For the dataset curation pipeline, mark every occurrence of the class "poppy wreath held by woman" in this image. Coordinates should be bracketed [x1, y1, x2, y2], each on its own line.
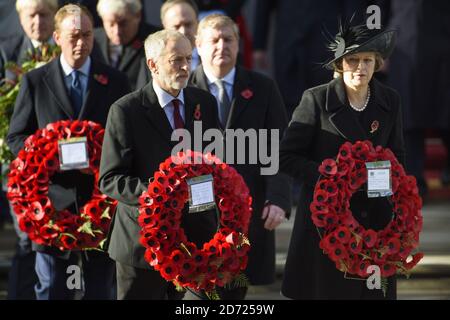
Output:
[7, 120, 116, 250]
[138, 150, 252, 295]
[312, 140, 423, 279]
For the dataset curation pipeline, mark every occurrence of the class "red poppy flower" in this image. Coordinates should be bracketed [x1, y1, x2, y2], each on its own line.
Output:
[180, 261, 195, 276]
[18, 216, 35, 233]
[335, 226, 351, 244]
[60, 234, 77, 249]
[311, 212, 328, 228]
[194, 104, 201, 120]
[39, 225, 59, 239]
[144, 250, 160, 267]
[138, 212, 157, 229]
[319, 159, 338, 176]
[170, 250, 185, 265]
[329, 243, 347, 262]
[160, 261, 178, 280]
[28, 201, 46, 221]
[241, 88, 253, 99]
[348, 236, 362, 254]
[356, 260, 372, 277]
[337, 142, 352, 162]
[336, 161, 350, 177]
[320, 234, 339, 252]
[352, 141, 370, 160]
[363, 230, 378, 248]
[192, 251, 208, 266]
[387, 237, 401, 254]
[219, 242, 234, 260]
[324, 181, 339, 196]
[93, 74, 109, 85]
[141, 234, 160, 250]
[314, 189, 329, 204]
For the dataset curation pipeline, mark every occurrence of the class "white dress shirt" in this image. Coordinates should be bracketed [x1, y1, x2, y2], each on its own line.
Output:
[60, 55, 91, 98]
[152, 80, 186, 130]
[203, 67, 236, 112]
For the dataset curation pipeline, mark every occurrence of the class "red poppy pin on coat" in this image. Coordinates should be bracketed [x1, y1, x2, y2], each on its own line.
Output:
[370, 120, 379, 134]
[94, 74, 108, 85]
[241, 88, 253, 100]
[194, 104, 201, 120]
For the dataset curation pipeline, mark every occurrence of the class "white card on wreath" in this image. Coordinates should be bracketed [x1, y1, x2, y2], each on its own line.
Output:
[191, 181, 214, 206]
[187, 174, 216, 213]
[366, 161, 393, 198]
[58, 137, 89, 171]
[368, 168, 390, 190]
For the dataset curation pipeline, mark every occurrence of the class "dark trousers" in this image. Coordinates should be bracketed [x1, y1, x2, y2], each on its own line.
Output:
[35, 251, 115, 300]
[405, 129, 427, 195]
[7, 202, 37, 300]
[116, 262, 185, 300]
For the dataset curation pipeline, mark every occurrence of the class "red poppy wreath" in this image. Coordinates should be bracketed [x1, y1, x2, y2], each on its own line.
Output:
[138, 151, 252, 293]
[7, 120, 116, 250]
[312, 140, 423, 278]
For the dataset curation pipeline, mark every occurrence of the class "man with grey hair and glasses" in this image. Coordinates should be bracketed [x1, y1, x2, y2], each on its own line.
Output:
[99, 29, 219, 299]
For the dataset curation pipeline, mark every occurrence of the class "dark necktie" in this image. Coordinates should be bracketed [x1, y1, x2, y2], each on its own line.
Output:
[215, 80, 231, 128]
[172, 99, 184, 129]
[70, 70, 83, 117]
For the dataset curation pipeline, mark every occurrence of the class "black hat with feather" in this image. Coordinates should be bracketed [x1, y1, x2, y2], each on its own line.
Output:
[324, 18, 396, 70]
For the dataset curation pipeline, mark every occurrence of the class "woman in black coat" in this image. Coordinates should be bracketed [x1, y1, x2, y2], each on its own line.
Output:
[279, 24, 406, 299]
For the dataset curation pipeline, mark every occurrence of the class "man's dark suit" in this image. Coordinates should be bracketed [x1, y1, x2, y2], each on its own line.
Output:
[0, 33, 52, 300]
[7, 56, 131, 299]
[92, 23, 159, 90]
[190, 65, 292, 288]
[98, 82, 220, 299]
[0, 34, 35, 79]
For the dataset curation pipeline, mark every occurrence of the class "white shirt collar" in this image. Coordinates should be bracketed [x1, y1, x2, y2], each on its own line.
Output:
[30, 37, 55, 49]
[152, 79, 185, 108]
[60, 55, 91, 77]
[204, 67, 236, 87]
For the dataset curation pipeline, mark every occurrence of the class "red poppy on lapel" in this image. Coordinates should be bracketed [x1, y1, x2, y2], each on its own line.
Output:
[370, 120, 379, 134]
[93, 74, 108, 85]
[132, 39, 143, 50]
[194, 104, 201, 120]
[240, 88, 253, 100]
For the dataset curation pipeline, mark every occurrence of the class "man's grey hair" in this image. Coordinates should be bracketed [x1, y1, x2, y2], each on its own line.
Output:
[16, 0, 59, 13]
[144, 29, 190, 63]
[97, 0, 141, 17]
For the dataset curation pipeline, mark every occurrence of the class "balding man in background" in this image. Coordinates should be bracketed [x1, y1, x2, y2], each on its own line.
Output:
[136, 0, 199, 89]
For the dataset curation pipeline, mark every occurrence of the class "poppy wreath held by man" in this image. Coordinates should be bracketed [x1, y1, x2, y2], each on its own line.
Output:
[7, 120, 116, 250]
[311, 140, 424, 279]
[138, 150, 252, 296]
